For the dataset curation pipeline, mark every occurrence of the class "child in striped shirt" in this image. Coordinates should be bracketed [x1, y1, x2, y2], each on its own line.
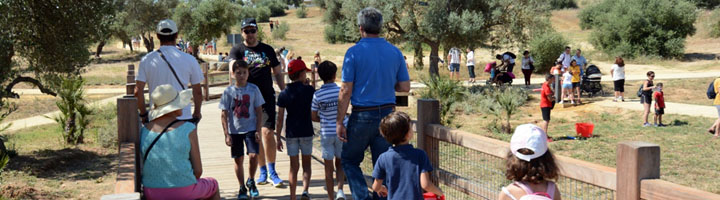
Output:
[311, 61, 347, 200]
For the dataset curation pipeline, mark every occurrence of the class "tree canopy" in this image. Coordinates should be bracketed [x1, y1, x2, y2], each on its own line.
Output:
[322, 0, 551, 76]
[173, 0, 239, 56]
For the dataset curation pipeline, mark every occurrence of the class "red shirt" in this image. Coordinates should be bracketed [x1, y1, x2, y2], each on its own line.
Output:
[540, 82, 554, 108]
[654, 91, 665, 108]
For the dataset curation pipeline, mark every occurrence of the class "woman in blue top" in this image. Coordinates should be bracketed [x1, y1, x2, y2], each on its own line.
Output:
[141, 84, 220, 200]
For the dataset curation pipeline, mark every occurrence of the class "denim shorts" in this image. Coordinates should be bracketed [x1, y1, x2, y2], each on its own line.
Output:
[286, 136, 313, 156]
[321, 135, 342, 160]
[230, 131, 260, 158]
[562, 83, 573, 89]
[450, 63, 460, 72]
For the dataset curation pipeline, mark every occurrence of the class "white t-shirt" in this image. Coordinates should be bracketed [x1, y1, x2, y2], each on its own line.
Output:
[503, 54, 515, 64]
[521, 56, 535, 70]
[136, 46, 204, 120]
[562, 72, 573, 83]
[449, 48, 461, 64]
[557, 52, 572, 67]
[611, 64, 625, 81]
[466, 51, 475, 66]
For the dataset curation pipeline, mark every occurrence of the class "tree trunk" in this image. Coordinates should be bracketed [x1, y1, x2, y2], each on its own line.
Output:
[429, 43, 440, 76]
[413, 42, 424, 70]
[95, 40, 106, 58]
[141, 34, 154, 52]
[2, 76, 56, 98]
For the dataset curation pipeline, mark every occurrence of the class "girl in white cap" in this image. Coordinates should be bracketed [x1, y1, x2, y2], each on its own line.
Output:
[499, 124, 562, 200]
[141, 84, 220, 200]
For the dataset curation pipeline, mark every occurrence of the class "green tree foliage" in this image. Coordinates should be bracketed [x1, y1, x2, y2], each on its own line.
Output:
[549, 0, 577, 9]
[258, 0, 288, 17]
[0, 101, 16, 173]
[296, 5, 308, 18]
[323, 0, 551, 76]
[239, 6, 272, 23]
[124, 0, 177, 52]
[419, 76, 466, 127]
[286, 0, 302, 7]
[528, 31, 569, 73]
[273, 22, 291, 40]
[688, 0, 720, 9]
[173, 0, 239, 57]
[50, 77, 93, 145]
[579, 0, 697, 58]
[0, 0, 114, 100]
[313, 0, 326, 9]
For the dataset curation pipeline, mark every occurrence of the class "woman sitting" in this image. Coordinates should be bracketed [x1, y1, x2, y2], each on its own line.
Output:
[141, 84, 220, 200]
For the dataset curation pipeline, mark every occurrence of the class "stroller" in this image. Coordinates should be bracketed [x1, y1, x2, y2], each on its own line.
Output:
[580, 64, 603, 97]
[484, 62, 513, 86]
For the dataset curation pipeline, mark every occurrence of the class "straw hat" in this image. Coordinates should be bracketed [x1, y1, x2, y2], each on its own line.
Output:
[149, 84, 192, 120]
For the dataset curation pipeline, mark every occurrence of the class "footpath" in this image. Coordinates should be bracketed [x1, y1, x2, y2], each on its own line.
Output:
[593, 99, 717, 118]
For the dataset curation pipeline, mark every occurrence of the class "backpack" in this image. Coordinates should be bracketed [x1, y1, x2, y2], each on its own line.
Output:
[708, 80, 717, 99]
[637, 84, 644, 97]
[503, 51, 517, 59]
[502, 181, 555, 200]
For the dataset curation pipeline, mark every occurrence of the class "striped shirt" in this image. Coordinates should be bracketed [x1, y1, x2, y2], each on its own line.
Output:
[312, 83, 341, 136]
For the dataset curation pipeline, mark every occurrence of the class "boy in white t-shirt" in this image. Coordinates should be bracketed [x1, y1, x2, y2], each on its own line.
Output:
[561, 71, 574, 104]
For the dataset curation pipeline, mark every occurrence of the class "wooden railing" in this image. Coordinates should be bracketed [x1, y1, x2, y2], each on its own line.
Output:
[415, 99, 720, 200]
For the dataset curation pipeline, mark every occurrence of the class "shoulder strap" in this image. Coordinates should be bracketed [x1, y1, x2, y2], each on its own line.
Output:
[157, 49, 186, 90]
[514, 182, 535, 195]
[143, 120, 183, 162]
[546, 182, 556, 198]
[502, 187, 519, 200]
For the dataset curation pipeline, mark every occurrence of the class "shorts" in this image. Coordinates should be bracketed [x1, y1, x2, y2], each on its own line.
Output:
[614, 79, 625, 92]
[261, 94, 277, 129]
[321, 135, 342, 160]
[450, 63, 460, 72]
[541, 107, 553, 121]
[562, 83, 573, 89]
[143, 177, 218, 200]
[230, 131, 260, 158]
[641, 94, 652, 104]
[716, 105, 720, 117]
[286, 136, 313, 156]
[655, 108, 664, 115]
[572, 82, 580, 88]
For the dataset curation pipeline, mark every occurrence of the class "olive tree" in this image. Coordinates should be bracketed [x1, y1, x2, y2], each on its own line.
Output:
[173, 0, 240, 58]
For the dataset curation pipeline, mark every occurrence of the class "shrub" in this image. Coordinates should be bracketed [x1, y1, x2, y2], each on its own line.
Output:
[710, 9, 720, 38]
[272, 22, 290, 40]
[528, 31, 568, 73]
[296, 5, 307, 18]
[0, 101, 16, 173]
[550, 0, 577, 9]
[324, 23, 344, 44]
[92, 104, 118, 148]
[469, 85, 529, 133]
[50, 76, 93, 145]
[689, 0, 720, 9]
[419, 75, 466, 127]
[313, 0, 326, 8]
[579, 0, 697, 58]
[257, 0, 288, 17]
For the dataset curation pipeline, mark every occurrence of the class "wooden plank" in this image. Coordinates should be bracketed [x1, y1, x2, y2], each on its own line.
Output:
[208, 71, 228, 77]
[209, 82, 230, 88]
[641, 179, 720, 200]
[426, 124, 617, 190]
[114, 143, 137, 194]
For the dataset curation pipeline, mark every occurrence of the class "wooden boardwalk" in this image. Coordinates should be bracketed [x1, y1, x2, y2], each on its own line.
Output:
[196, 100, 348, 200]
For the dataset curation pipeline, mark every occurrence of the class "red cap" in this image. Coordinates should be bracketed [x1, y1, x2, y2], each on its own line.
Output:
[287, 59, 310, 75]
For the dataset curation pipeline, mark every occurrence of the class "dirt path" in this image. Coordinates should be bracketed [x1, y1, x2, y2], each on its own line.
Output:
[1, 94, 125, 132]
[593, 99, 717, 118]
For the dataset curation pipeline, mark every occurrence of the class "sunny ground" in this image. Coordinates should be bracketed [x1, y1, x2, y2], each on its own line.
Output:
[2, 5, 720, 199]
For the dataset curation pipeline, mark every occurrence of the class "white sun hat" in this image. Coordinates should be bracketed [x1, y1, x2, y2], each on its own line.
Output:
[149, 84, 192, 120]
[510, 124, 549, 162]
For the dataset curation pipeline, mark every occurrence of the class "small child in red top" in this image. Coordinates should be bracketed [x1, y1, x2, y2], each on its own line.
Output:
[653, 83, 666, 127]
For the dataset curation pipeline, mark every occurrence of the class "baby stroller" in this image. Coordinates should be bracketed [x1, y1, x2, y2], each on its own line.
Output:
[580, 64, 603, 97]
[484, 62, 513, 86]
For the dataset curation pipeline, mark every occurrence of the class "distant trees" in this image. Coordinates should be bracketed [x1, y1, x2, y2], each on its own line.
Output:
[579, 0, 697, 58]
[528, 31, 569, 73]
[173, 0, 240, 57]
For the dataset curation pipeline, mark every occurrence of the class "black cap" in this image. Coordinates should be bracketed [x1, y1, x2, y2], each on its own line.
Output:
[242, 18, 257, 29]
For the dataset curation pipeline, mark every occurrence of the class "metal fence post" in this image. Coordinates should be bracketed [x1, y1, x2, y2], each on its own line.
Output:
[417, 99, 441, 184]
[617, 141, 660, 200]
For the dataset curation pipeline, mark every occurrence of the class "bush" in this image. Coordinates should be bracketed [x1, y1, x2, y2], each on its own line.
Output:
[313, 0, 326, 8]
[257, 0, 287, 17]
[550, 0, 577, 9]
[272, 22, 290, 40]
[710, 9, 720, 38]
[296, 5, 307, 18]
[528, 31, 568, 73]
[92, 104, 118, 148]
[469, 85, 529, 133]
[50, 76, 93, 145]
[419, 76, 466, 127]
[0, 101, 16, 174]
[689, 0, 720, 9]
[579, 0, 697, 58]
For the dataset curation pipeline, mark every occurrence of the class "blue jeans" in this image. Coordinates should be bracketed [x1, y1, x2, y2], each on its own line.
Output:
[342, 107, 393, 200]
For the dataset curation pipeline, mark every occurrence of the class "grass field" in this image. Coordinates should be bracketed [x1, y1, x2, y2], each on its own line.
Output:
[3, 94, 120, 122]
[1, 104, 118, 199]
[603, 77, 717, 106]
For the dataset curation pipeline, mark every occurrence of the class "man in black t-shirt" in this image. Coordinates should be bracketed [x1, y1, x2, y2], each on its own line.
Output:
[229, 18, 287, 189]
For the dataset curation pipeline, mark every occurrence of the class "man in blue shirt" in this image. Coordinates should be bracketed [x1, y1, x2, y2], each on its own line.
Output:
[336, 7, 411, 200]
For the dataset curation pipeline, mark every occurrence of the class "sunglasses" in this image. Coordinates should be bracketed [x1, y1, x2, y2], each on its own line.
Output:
[243, 29, 257, 34]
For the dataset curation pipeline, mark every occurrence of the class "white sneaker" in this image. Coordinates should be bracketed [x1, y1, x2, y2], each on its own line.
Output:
[335, 189, 346, 200]
[559, 100, 564, 104]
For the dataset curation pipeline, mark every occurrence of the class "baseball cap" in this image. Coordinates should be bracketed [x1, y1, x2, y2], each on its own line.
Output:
[241, 18, 258, 29]
[510, 124, 548, 162]
[287, 59, 310, 75]
[156, 19, 178, 35]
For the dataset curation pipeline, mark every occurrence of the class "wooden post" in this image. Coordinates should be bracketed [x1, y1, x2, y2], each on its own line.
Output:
[417, 99, 441, 184]
[126, 65, 135, 95]
[617, 141, 660, 200]
[311, 66, 317, 89]
[202, 63, 209, 101]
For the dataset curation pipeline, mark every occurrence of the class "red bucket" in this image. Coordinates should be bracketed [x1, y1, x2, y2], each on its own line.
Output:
[423, 193, 445, 200]
[575, 123, 594, 138]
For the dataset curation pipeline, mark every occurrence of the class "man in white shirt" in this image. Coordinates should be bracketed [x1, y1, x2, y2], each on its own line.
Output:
[446, 47, 462, 80]
[135, 19, 204, 124]
[557, 46, 572, 71]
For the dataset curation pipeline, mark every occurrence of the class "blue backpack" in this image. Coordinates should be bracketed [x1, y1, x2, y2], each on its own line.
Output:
[708, 81, 717, 99]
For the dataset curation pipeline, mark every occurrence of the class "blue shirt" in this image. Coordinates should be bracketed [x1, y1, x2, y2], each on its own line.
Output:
[572, 55, 587, 74]
[342, 38, 410, 107]
[141, 122, 197, 188]
[372, 144, 434, 200]
[218, 83, 265, 134]
[311, 83, 344, 136]
[277, 82, 316, 138]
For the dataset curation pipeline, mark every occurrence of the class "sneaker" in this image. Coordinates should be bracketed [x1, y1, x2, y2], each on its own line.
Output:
[643, 123, 651, 127]
[653, 123, 658, 127]
[612, 98, 618, 102]
[237, 187, 249, 200]
[257, 167, 268, 185]
[246, 178, 259, 197]
[270, 172, 283, 188]
[559, 100, 564, 104]
[335, 189, 346, 200]
[658, 123, 667, 127]
[301, 191, 311, 200]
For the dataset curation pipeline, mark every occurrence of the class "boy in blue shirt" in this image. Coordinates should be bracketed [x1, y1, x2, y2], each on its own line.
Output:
[276, 59, 316, 200]
[372, 111, 444, 200]
[219, 60, 265, 199]
[311, 61, 347, 200]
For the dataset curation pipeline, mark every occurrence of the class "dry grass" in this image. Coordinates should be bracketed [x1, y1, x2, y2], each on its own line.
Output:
[3, 94, 118, 122]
